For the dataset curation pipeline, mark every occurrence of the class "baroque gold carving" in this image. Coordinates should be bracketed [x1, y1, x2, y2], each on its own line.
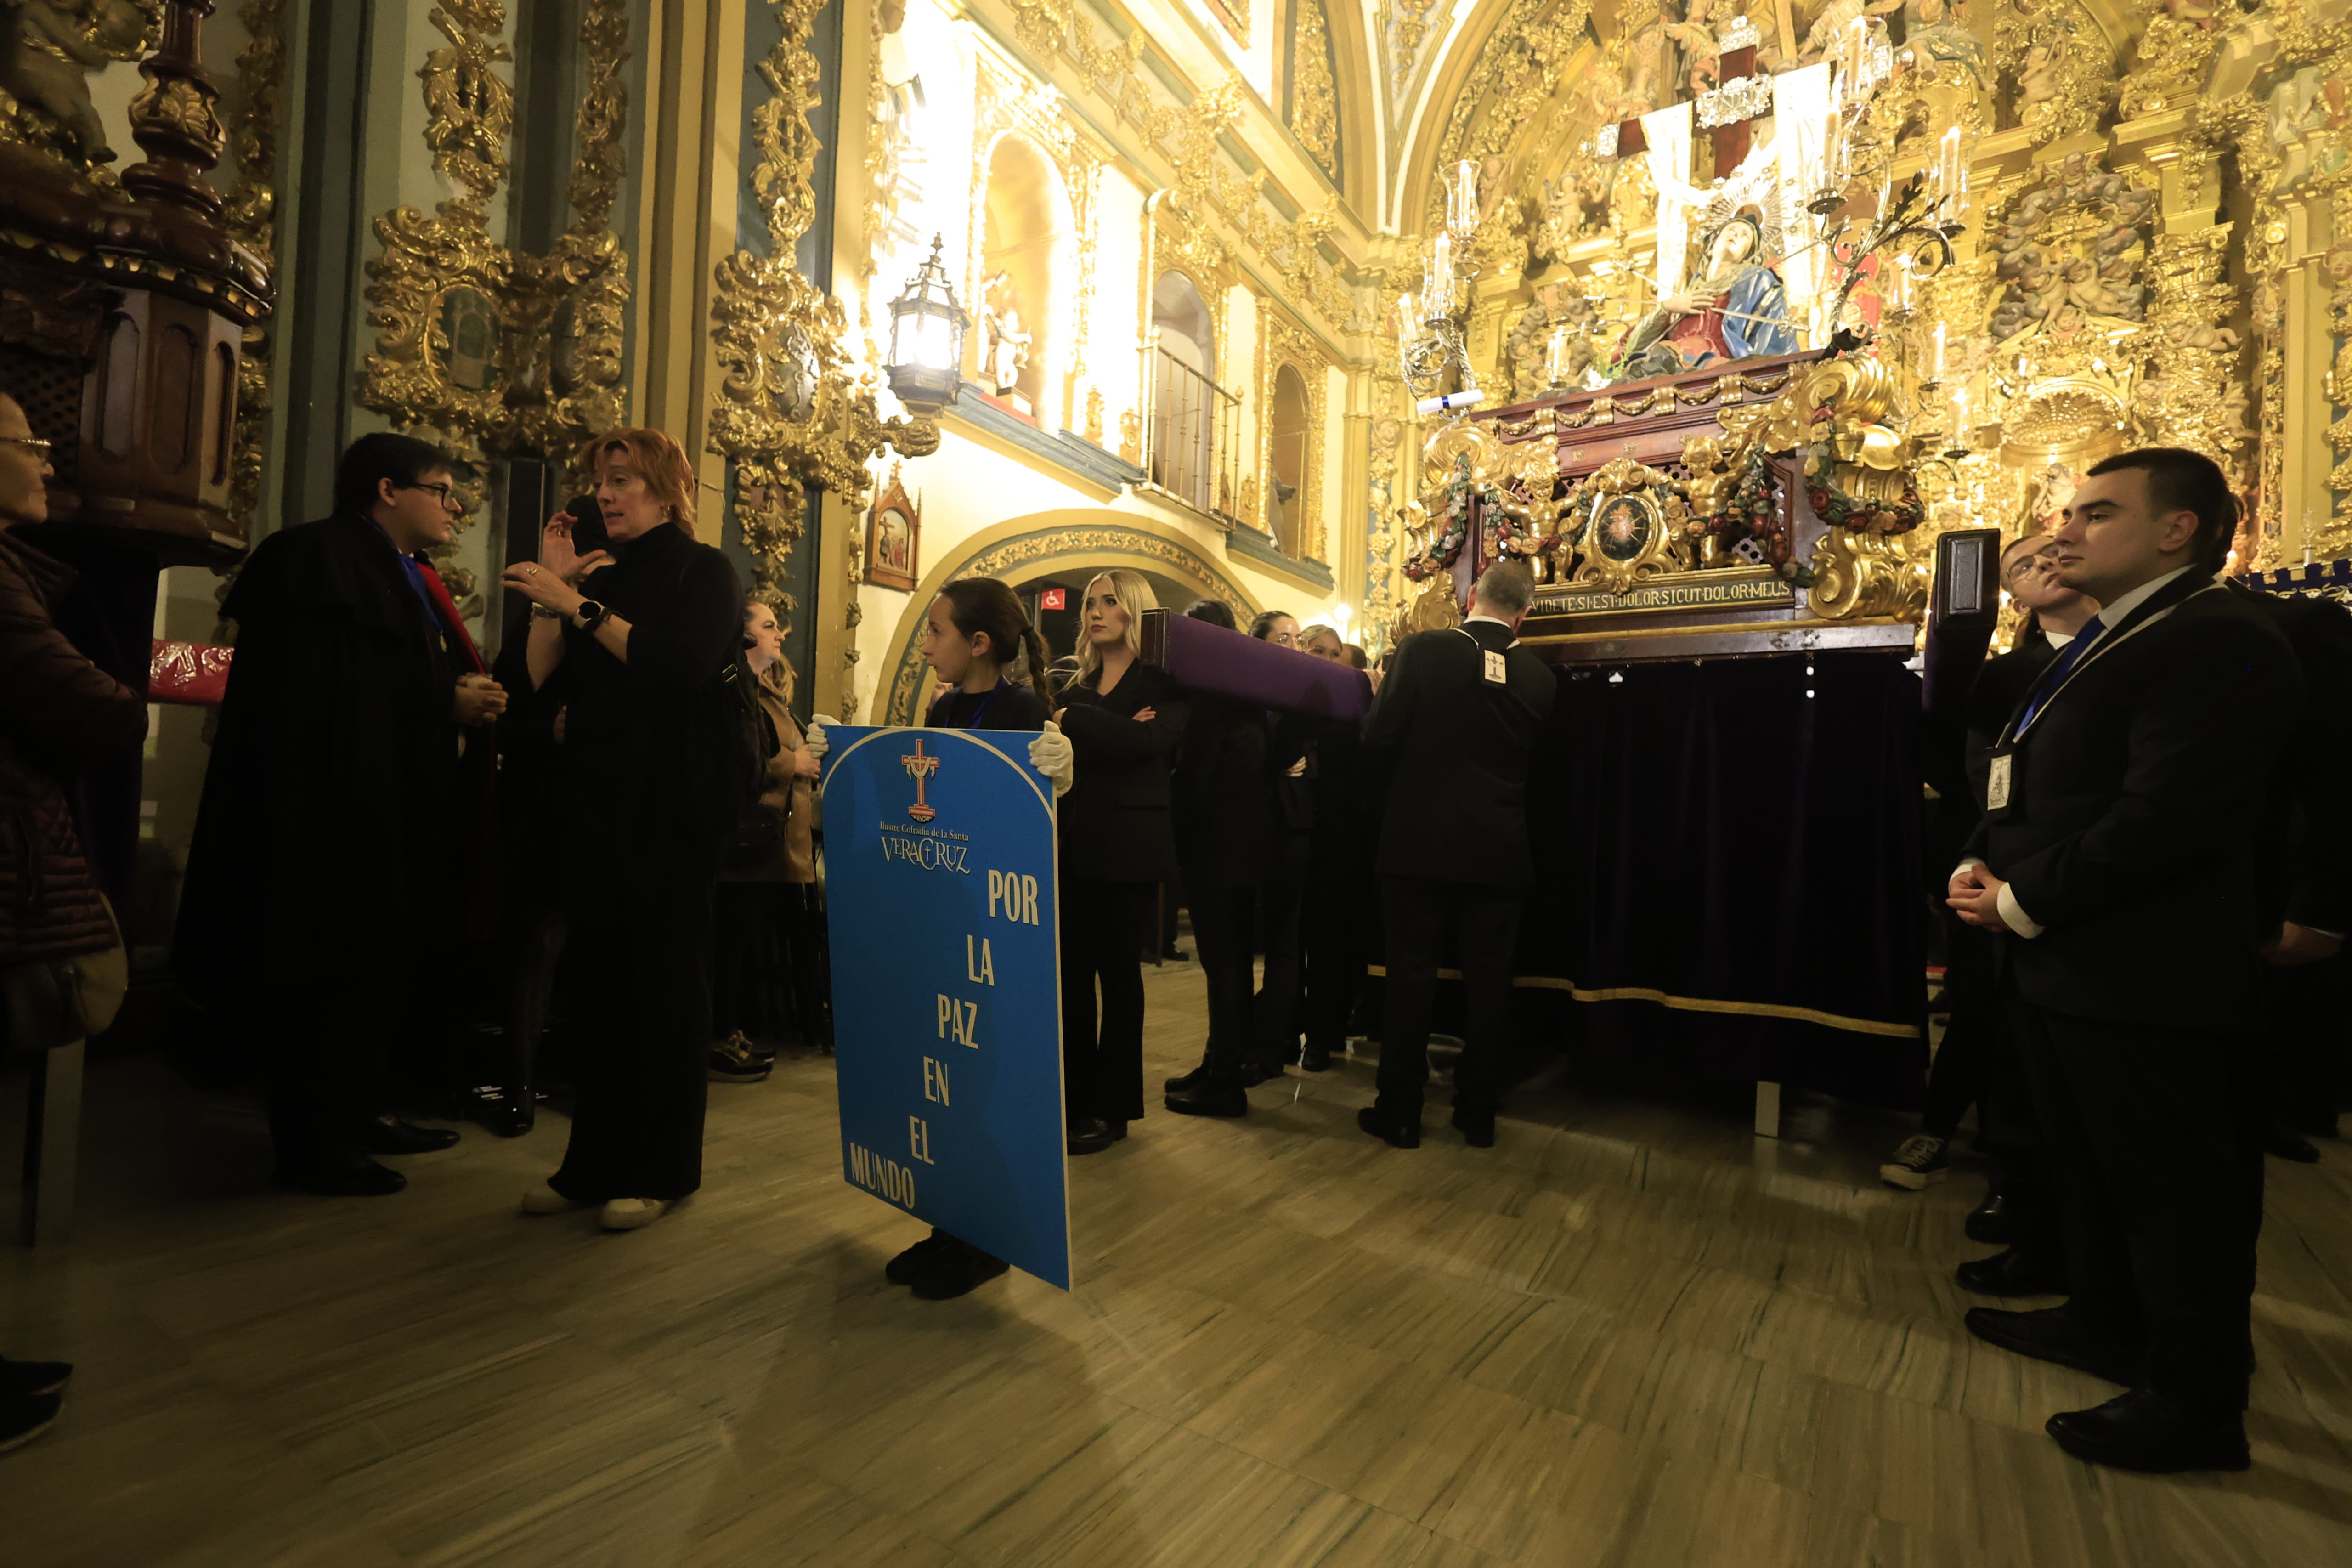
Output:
[1990, 0, 2111, 147]
[1291, 0, 1337, 179]
[361, 0, 632, 481]
[714, 0, 939, 721]
[0, 0, 159, 174]
[1004, 0, 1360, 328]
[969, 59, 1103, 382]
[221, 0, 285, 533]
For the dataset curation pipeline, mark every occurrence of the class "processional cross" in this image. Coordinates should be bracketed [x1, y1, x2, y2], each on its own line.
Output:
[901, 738, 941, 822]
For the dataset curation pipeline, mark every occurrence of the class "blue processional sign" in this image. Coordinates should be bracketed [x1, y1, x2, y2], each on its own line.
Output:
[818, 726, 1070, 1290]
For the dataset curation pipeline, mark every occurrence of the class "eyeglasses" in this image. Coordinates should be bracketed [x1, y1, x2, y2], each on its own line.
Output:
[401, 481, 459, 509]
[0, 434, 52, 454]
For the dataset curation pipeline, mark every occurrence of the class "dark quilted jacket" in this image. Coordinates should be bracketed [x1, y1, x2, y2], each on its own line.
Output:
[0, 530, 146, 961]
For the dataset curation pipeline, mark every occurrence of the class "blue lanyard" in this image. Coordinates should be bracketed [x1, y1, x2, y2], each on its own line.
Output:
[959, 679, 1006, 730]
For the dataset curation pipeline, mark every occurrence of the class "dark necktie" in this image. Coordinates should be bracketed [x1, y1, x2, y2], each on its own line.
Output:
[2015, 614, 2106, 732]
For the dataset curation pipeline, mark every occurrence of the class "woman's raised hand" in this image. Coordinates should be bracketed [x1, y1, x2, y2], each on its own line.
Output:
[541, 512, 611, 585]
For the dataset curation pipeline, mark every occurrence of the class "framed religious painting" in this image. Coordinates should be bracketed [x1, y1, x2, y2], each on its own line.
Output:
[865, 465, 921, 591]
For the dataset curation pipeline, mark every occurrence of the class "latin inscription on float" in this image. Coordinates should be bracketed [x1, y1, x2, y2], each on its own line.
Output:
[1537, 572, 1797, 616]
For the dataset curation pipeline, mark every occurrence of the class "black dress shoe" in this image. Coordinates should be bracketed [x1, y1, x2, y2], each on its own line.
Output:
[1165, 1075, 1248, 1118]
[362, 1118, 461, 1156]
[485, 1094, 536, 1138]
[272, 1157, 407, 1197]
[1067, 1117, 1117, 1155]
[1163, 1058, 1211, 1093]
[1109, 1119, 1129, 1141]
[2046, 1388, 2249, 1472]
[886, 1230, 955, 1285]
[0, 1356, 72, 1399]
[1237, 1062, 1269, 1088]
[1451, 1108, 1496, 1147]
[909, 1238, 1010, 1300]
[0, 1392, 62, 1454]
[1965, 1190, 2012, 1246]
[1300, 1045, 1332, 1072]
[1956, 1247, 2068, 1297]
[2263, 1122, 2321, 1163]
[1964, 1305, 2142, 1385]
[1357, 1105, 1420, 1149]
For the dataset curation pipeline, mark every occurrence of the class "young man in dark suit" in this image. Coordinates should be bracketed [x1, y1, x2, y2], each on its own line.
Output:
[1949, 447, 2299, 1472]
[1357, 561, 1556, 1149]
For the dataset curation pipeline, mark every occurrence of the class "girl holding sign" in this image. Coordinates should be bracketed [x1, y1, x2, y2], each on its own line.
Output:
[869, 578, 1070, 1299]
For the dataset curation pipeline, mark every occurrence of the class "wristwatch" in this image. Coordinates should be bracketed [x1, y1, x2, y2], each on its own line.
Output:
[575, 599, 610, 632]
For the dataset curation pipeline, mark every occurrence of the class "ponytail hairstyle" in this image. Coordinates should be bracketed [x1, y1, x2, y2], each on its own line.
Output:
[935, 577, 1052, 710]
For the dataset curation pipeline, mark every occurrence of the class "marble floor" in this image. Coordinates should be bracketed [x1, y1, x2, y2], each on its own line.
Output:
[5, 965, 2352, 1568]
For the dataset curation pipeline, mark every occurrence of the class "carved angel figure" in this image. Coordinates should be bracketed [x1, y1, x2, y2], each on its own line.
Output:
[2058, 257, 2140, 320]
[979, 271, 1033, 397]
[2018, 44, 2063, 110]
[1803, 0, 1901, 64]
[2163, 319, 2240, 353]
[1663, 0, 1723, 98]
[0, 0, 147, 163]
[1900, 0, 1990, 89]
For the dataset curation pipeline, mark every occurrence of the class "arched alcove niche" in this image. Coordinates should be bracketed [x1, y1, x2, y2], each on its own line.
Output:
[1269, 363, 1312, 557]
[975, 134, 1073, 430]
[1149, 271, 1222, 512]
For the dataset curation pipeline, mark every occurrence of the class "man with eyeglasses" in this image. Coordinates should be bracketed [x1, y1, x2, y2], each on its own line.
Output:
[177, 433, 507, 1196]
[1892, 534, 2098, 1288]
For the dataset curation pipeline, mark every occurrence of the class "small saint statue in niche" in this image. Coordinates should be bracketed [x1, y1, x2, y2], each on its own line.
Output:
[1609, 211, 1799, 381]
[980, 270, 1034, 403]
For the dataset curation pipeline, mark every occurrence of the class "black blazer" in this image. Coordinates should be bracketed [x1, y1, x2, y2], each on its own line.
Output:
[1055, 661, 1187, 883]
[2230, 581, 2352, 934]
[1363, 619, 1557, 885]
[1173, 696, 1315, 889]
[1963, 573, 2299, 1031]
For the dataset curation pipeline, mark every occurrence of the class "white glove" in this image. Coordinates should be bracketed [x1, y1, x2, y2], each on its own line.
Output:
[1027, 720, 1074, 799]
[806, 714, 838, 759]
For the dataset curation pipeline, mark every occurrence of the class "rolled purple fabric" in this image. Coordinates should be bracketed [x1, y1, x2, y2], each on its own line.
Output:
[1139, 608, 1373, 720]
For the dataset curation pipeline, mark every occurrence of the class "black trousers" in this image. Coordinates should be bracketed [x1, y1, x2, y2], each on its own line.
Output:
[1188, 881, 1259, 1074]
[267, 971, 399, 1170]
[551, 863, 715, 1203]
[2010, 988, 2263, 1414]
[1300, 855, 1372, 1055]
[2261, 951, 2348, 1133]
[1251, 833, 1311, 1067]
[1376, 876, 1521, 1121]
[1059, 877, 1153, 1123]
[1922, 914, 1992, 1141]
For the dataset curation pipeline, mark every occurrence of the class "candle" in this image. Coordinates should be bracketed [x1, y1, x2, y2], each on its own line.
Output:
[1546, 325, 1569, 385]
[1432, 231, 1453, 311]
[1396, 291, 1420, 345]
[1452, 160, 1479, 234]
[1933, 321, 1947, 380]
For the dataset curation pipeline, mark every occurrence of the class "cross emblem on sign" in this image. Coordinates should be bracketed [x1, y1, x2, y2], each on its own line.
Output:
[900, 737, 941, 822]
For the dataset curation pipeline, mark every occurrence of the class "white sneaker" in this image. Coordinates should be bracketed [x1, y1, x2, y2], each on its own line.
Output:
[1878, 1134, 1951, 1191]
[520, 1182, 587, 1215]
[599, 1198, 670, 1231]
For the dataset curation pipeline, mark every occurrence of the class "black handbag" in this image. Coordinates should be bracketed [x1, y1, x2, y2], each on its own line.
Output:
[722, 800, 789, 875]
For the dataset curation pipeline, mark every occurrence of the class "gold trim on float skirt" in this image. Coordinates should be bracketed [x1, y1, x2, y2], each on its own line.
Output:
[1363, 967, 1923, 1040]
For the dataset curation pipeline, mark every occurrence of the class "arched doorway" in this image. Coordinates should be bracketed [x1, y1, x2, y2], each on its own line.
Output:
[1269, 363, 1312, 556]
[872, 509, 1261, 723]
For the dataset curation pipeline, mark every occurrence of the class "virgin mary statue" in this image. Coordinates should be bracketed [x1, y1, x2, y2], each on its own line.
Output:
[1611, 212, 1799, 380]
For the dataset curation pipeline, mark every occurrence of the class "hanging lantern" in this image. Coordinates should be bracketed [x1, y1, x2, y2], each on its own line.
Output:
[884, 233, 967, 416]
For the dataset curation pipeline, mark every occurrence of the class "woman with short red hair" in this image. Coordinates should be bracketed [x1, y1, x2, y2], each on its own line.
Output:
[501, 427, 743, 1232]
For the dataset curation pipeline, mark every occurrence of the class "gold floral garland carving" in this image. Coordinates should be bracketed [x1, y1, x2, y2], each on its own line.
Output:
[712, 0, 939, 721]
[221, 0, 286, 534]
[1290, 0, 1337, 181]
